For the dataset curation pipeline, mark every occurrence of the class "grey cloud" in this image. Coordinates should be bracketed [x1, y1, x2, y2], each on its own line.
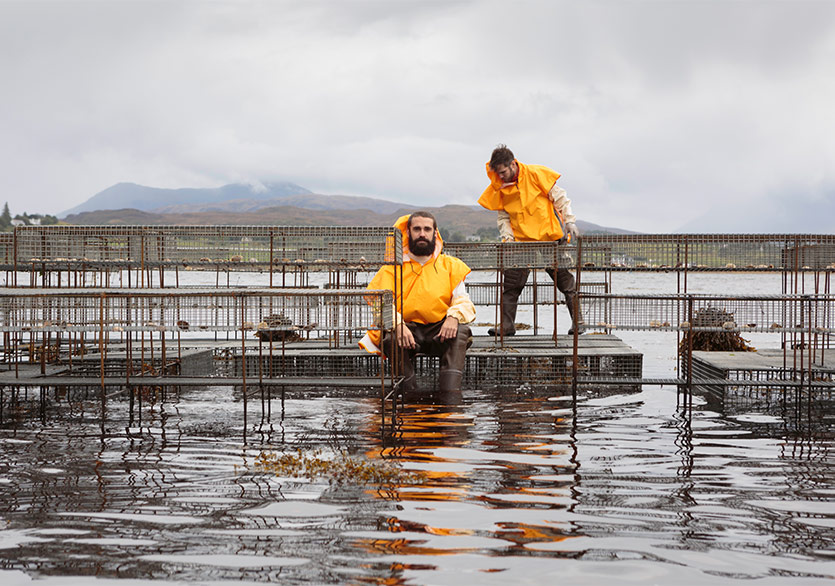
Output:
[1, 0, 834, 233]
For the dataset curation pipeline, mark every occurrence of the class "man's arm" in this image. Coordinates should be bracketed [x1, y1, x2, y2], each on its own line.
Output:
[497, 210, 515, 242]
[446, 280, 475, 324]
[548, 184, 579, 240]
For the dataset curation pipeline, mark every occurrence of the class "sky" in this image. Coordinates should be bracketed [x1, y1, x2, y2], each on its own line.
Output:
[1, 0, 834, 233]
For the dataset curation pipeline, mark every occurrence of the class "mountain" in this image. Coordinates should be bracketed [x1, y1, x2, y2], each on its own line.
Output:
[151, 193, 408, 215]
[61, 181, 315, 216]
[61, 204, 629, 238]
[61, 181, 634, 237]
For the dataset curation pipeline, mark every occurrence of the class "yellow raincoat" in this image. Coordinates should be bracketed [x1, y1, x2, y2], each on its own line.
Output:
[477, 160, 566, 242]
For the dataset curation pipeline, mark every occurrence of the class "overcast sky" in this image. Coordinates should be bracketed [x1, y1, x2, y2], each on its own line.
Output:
[2, 0, 834, 232]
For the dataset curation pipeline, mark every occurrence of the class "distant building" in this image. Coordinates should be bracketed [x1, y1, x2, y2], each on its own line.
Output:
[10, 219, 24, 227]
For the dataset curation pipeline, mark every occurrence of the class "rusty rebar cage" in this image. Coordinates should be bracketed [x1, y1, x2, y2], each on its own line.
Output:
[6, 230, 834, 275]
[0, 287, 392, 334]
[446, 234, 835, 271]
[9, 225, 402, 269]
[1, 229, 833, 402]
[467, 279, 609, 306]
[581, 293, 834, 334]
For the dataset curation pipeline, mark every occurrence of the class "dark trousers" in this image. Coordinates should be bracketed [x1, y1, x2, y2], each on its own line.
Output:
[498, 267, 582, 335]
[383, 320, 472, 391]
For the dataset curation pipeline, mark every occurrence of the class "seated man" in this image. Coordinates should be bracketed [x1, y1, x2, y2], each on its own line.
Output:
[359, 211, 475, 392]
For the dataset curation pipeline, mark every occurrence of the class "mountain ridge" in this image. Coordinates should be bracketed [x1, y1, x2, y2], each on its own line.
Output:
[62, 204, 631, 237]
[60, 181, 635, 236]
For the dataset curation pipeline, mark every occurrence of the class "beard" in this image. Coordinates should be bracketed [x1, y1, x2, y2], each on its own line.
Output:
[409, 234, 435, 256]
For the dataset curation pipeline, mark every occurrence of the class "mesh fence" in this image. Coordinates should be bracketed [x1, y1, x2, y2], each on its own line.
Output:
[0, 287, 392, 334]
[6, 230, 835, 275]
[449, 234, 835, 271]
[10, 225, 402, 269]
[582, 293, 834, 333]
[467, 279, 609, 305]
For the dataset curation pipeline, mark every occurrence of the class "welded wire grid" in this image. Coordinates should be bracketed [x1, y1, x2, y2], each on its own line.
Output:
[444, 241, 577, 270]
[405, 349, 643, 387]
[8, 230, 835, 273]
[579, 234, 835, 271]
[690, 353, 835, 411]
[0, 233, 12, 264]
[467, 279, 608, 305]
[582, 293, 835, 333]
[0, 288, 393, 334]
[11, 225, 401, 268]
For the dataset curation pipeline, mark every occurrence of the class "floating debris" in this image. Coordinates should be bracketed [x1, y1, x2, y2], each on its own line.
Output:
[254, 449, 424, 485]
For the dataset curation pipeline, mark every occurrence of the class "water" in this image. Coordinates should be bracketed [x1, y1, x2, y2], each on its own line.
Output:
[1, 273, 834, 585]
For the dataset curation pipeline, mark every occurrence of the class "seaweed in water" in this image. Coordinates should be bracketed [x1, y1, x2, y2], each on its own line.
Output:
[254, 448, 425, 486]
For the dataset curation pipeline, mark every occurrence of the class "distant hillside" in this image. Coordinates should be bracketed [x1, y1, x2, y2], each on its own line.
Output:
[61, 181, 315, 216]
[62, 205, 631, 238]
[61, 180, 634, 236]
[152, 192, 408, 215]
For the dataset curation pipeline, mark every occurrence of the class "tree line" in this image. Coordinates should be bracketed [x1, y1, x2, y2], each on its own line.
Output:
[1, 202, 59, 231]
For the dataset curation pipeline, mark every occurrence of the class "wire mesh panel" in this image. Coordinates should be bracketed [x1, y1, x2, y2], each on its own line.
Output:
[582, 293, 835, 333]
[0, 233, 13, 264]
[11, 226, 402, 270]
[580, 234, 835, 271]
[444, 242, 577, 270]
[0, 288, 393, 334]
[467, 280, 608, 305]
[9, 231, 835, 274]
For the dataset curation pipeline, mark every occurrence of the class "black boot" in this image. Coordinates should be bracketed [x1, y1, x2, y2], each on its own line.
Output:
[439, 325, 471, 391]
[565, 292, 585, 335]
[488, 268, 529, 336]
[438, 369, 463, 392]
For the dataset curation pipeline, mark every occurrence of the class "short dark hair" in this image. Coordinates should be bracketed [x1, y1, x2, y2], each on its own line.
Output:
[489, 144, 515, 170]
[408, 211, 436, 230]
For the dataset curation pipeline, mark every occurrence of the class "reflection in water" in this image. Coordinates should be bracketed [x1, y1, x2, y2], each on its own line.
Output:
[1, 381, 834, 584]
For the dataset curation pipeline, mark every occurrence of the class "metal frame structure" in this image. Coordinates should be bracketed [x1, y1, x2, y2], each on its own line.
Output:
[1, 228, 833, 421]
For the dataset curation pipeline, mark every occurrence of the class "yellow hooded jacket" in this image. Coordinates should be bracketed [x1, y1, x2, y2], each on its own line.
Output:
[359, 215, 474, 355]
[477, 160, 566, 242]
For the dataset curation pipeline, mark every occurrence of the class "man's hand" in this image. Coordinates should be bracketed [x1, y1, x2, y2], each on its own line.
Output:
[395, 322, 416, 349]
[565, 222, 579, 241]
[435, 316, 459, 342]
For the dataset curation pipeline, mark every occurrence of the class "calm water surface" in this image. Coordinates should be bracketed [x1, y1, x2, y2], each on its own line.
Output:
[1, 273, 834, 585]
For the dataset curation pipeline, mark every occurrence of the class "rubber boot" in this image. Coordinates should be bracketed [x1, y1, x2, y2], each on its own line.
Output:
[565, 292, 585, 335]
[488, 268, 529, 336]
[438, 369, 463, 392]
[439, 325, 471, 391]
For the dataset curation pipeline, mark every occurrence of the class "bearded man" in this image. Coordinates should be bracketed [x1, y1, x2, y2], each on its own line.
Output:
[359, 211, 475, 392]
